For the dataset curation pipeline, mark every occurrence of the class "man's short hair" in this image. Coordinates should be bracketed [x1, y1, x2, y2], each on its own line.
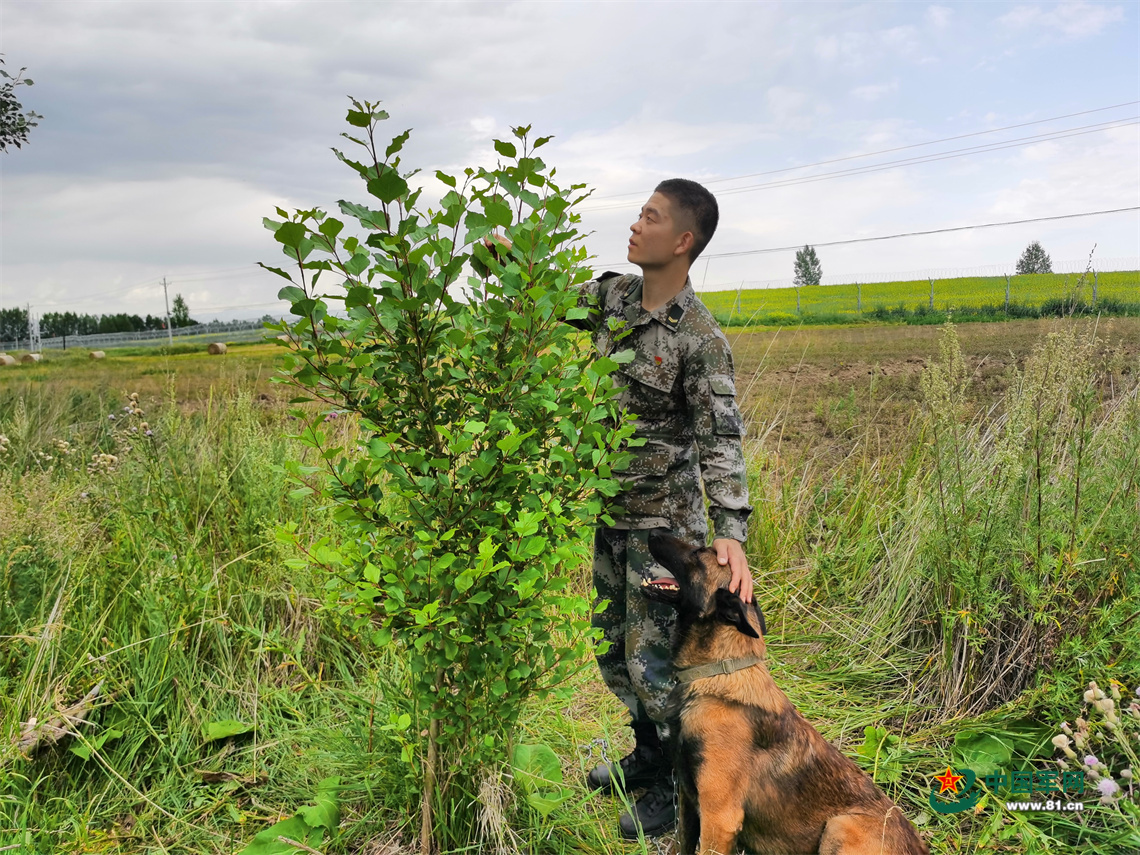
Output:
[654, 178, 719, 262]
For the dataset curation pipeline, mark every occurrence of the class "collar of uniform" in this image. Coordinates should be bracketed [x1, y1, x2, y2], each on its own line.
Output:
[621, 276, 693, 333]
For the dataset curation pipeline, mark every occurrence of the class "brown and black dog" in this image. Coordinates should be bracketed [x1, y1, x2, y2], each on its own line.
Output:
[644, 532, 929, 855]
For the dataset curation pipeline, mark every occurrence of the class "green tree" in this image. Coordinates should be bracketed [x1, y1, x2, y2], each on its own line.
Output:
[793, 244, 822, 287]
[262, 99, 635, 853]
[170, 294, 192, 327]
[0, 56, 41, 152]
[0, 306, 29, 342]
[1016, 240, 1052, 275]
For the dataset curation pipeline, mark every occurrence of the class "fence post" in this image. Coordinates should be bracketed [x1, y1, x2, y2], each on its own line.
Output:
[735, 280, 743, 316]
[929, 278, 934, 311]
[1005, 274, 1010, 311]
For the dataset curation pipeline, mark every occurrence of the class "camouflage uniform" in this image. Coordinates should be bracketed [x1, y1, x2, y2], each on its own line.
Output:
[565, 271, 752, 730]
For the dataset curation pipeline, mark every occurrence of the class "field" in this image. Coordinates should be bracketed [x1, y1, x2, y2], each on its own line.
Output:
[699, 270, 1139, 325]
[1, 317, 1139, 854]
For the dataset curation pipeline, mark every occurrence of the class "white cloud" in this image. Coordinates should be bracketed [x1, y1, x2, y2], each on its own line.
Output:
[1000, 2, 1125, 38]
[851, 82, 898, 102]
[990, 124, 1140, 217]
[766, 86, 811, 123]
[927, 6, 953, 28]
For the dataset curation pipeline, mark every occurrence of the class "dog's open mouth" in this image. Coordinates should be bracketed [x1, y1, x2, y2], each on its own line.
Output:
[641, 577, 682, 603]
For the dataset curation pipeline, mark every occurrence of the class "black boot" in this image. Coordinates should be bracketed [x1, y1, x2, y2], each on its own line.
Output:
[586, 722, 666, 793]
[618, 771, 676, 840]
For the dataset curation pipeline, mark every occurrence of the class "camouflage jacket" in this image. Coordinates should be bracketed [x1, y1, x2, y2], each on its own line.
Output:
[565, 272, 752, 542]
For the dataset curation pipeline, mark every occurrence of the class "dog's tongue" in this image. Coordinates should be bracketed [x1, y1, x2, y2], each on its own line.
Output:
[643, 578, 680, 592]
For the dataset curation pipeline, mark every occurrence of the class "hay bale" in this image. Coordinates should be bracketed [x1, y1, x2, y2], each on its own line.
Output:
[21, 353, 42, 364]
[207, 342, 228, 355]
[89, 351, 106, 360]
[0, 354, 15, 366]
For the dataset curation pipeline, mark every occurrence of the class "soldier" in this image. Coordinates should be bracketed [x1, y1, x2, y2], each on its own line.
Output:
[567, 178, 754, 839]
[485, 178, 753, 839]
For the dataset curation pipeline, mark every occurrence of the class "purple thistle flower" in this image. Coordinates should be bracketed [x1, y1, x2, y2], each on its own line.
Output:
[108, 414, 116, 420]
[1097, 778, 1119, 797]
[1084, 755, 1099, 767]
[145, 430, 153, 436]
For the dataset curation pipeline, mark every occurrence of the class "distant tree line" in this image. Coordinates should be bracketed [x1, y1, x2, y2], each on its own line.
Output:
[0, 303, 198, 342]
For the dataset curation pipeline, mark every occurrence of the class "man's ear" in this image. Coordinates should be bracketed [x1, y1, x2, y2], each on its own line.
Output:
[714, 588, 760, 638]
[673, 229, 694, 259]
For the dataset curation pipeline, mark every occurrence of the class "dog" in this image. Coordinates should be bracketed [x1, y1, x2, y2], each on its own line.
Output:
[643, 532, 929, 855]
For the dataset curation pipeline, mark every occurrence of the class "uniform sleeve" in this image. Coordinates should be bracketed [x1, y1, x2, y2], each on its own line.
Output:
[561, 271, 622, 333]
[682, 331, 752, 542]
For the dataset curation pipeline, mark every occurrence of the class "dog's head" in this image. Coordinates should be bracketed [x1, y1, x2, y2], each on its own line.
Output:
[644, 531, 766, 640]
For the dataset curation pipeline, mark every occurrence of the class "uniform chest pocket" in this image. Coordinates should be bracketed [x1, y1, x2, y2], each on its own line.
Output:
[710, 374, 745, 436]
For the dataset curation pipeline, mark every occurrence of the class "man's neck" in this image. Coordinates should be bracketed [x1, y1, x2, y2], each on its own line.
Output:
[639, 263, 690, 313]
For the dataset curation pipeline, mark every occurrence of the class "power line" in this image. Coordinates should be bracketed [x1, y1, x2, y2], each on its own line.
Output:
[596, 206, 1140, 267]
[584, 118, 1139, 211]
[588, 100, 1140, 202]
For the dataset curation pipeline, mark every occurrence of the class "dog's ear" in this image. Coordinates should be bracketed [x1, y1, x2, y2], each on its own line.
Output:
[714, 588, 760, 638]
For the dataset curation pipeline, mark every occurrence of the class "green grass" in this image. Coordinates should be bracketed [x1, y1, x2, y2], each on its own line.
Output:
[700, 270, 1140, 326]
[1, 320, 1138, 854]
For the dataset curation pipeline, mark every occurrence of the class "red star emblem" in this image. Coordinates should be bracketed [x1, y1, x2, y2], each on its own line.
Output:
[654, 355, 663, 364]
[933, 766, 966, 795]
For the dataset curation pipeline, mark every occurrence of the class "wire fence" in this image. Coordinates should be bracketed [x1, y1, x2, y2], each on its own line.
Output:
[700, 269, 1139, 320]
[696, 255, 1140, 294]
[0, 320, 270, 353]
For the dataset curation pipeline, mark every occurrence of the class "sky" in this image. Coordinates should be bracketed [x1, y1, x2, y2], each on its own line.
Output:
[1, 0, 1138, 323]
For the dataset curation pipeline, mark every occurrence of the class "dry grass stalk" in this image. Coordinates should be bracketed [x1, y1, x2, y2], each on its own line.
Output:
[208, 342, 228, 355]
[14, 680, 104, 755]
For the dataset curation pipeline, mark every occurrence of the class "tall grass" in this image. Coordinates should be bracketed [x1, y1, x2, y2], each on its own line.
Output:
[1, 321, 1137, 854]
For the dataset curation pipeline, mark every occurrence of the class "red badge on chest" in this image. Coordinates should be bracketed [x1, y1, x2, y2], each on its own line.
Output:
[654, 355, 662, 364]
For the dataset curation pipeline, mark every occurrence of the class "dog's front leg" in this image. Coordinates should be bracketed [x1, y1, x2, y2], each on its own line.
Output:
[676, 789, 699, 854]
[697, 804, 743, 855]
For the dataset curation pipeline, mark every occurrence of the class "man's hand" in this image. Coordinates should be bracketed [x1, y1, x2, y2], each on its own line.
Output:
[483, 233, 512, 258]
[713, 538, 753, 604]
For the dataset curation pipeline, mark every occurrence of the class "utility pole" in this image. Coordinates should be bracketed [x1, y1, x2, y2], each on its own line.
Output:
[162, 277, 173, 347]
[27, 303, 41, 354]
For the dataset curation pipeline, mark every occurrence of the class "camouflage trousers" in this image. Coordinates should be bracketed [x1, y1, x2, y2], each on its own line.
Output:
[592, 520, 706, 738]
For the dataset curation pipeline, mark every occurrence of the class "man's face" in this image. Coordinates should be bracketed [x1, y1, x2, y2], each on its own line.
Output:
[627, 192, 693, 269]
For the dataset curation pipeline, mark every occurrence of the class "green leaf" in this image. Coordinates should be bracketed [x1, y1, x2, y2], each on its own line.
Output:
[367, 171, 408, 204]
[526, 789, 571, 820]
[484, 199, 512, 229]
[494, 140, 517, 159]
[511, 743, 563, 793]
[298, 776, 340, 830]
[275, 222, 308, 249]
[346, 110, 371, 128]
[278, 286, 307, 304]
[69, 727, 123, 761]
[386, 129, 411, 158]
[237, 814, 312, 854]
[435, 170, 457, 188]
[318, 218, 344, 240]
[204, 719, 254, 743]
[953, 731, 1013, 772]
